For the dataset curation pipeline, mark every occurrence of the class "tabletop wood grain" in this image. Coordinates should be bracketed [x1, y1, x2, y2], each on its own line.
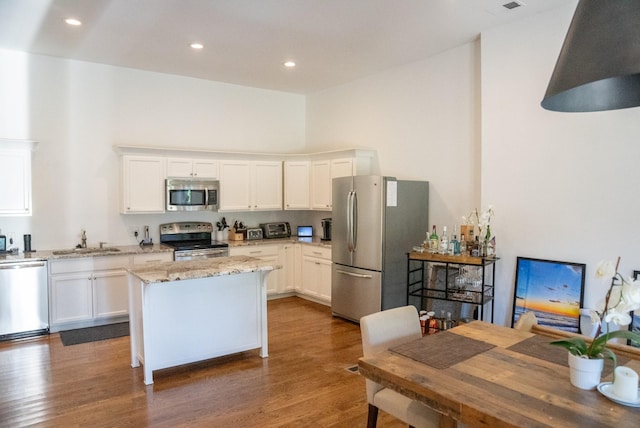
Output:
[358, 321, 640, 428]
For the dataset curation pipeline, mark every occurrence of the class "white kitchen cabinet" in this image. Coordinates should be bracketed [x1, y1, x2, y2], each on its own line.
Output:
[0, 142, 33, 216]
[310, 158, 353, 211]
[279, 243, 297, 293]
[300, 246, 332, 304]
[219, 160, 282, 211]
[92, 270, 129, 319]
[283, 161, 310, 210]
[166, 158, 218, 179]
[48, 255, 130, 331]
[229, 245, 281, 295]
[121, 155, 166, 213]
[50, 273, 94, 324]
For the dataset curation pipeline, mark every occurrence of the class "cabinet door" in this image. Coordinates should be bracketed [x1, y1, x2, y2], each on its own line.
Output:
[50, 273, 93, 324]
[192, 160, 218, 179]
[93, 270, 129, 318]
[230, 245, 280, 294]
[279, 243, 296, 293]
[310, 160, 331, 210]
[253, 161, 282, 210]
[301, 256, 332, 302]
[219, 161, 252, 211]
[166, 158, 193, 177]
[0, 148, 31, 215]
[122, 155, 166, 213]
[284, 161, 310, 210]
[331, 158, 354, 178]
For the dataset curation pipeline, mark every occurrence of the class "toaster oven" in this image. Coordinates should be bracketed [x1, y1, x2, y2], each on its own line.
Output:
[259, 222, 291, 239]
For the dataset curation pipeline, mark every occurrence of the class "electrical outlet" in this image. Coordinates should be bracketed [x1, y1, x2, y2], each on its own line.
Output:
[129, 226, 140, 238]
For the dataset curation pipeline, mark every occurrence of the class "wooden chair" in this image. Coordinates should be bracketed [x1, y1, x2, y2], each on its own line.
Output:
[360, 306, 440, 428]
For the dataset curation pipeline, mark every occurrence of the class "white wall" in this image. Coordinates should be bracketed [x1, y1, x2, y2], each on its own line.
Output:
[482, 3, 640, 325]
[0, 49, 305, 249]
[306, 41, 481, 234]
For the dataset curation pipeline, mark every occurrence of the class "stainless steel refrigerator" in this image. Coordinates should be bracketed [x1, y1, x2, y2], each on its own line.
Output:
[331, 176, 429, 322]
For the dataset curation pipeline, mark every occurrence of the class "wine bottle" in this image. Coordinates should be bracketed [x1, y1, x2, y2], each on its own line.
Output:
[429, 225, 439, 254]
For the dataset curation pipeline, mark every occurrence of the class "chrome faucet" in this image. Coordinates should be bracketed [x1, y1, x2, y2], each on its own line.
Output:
[81, 229, 87, 248]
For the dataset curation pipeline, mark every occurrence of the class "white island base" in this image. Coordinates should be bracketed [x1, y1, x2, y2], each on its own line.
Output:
[128, 256, 276, 385]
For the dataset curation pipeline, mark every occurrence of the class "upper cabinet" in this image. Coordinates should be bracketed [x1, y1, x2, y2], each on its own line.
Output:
[114, 146, 377, 214]
[121, 155, 166, 214]
[219, 160, 282, 211]
[166, 158, 218, 179]
[284, 161, 310, 210]
[310, 157, 362, 211]
[0, 139, 36, 216]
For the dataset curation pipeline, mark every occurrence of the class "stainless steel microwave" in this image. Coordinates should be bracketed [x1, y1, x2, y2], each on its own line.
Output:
[166, 179, 219, 211]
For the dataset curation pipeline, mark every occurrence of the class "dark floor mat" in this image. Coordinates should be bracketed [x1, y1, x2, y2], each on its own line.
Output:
[59, 322, 129, 346]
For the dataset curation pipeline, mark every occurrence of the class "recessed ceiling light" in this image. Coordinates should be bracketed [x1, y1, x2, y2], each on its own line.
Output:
[190, 43, 204, 50]
[65, 18, 82, 26]
[283, 61, 296, 68]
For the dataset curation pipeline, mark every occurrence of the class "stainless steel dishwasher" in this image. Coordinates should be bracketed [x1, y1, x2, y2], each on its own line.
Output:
[0, 260, 49, 340]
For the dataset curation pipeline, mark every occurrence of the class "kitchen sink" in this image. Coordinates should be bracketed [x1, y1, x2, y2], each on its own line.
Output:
[52, 247, 121, 255]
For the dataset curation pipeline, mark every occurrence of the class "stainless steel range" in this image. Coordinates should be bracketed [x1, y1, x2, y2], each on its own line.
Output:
[159, 222, 229, 261]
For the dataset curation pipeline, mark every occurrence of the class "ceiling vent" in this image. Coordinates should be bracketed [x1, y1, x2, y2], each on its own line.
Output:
[503, 1, 525, 10]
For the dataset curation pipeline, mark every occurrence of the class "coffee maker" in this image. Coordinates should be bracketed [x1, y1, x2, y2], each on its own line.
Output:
[321, 218, 332, 241]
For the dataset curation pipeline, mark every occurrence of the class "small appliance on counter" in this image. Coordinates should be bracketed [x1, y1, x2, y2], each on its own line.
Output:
[321, 218, 332, 241]
[260, 222, 291, 239]
[246, 228, 263, 240]
[0, 235, 6, 253]
[297, 226, 313, 243]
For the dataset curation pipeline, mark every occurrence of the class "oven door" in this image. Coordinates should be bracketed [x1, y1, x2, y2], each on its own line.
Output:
[174, 248, 228, 261]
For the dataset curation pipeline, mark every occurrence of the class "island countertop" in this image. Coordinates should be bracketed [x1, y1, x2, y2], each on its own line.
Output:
[127, 255, 281, 284]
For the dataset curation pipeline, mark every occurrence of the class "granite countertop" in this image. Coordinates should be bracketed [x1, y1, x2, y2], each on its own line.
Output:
[226, 236, 332, 249]
[0, 244, 174, 264]
[127, 255, 281, 284]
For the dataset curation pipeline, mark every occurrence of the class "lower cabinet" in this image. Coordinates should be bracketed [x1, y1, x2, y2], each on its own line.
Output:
[49, 252, 173, 332]
[299, 245, 332, 303]
[229, 244, 282, 295]
[229, 242, 330, 303]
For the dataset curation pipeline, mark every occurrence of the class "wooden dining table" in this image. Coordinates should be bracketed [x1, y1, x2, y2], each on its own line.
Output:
[358, 320, 640, 428]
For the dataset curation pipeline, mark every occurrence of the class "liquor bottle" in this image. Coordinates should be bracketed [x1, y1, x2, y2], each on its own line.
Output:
[471, 236, 480, 257]
[439, 226, 449, 255]
[459, 234, 467, 256]
[429, 225, 439, 254]
[451, 234, 460, 255]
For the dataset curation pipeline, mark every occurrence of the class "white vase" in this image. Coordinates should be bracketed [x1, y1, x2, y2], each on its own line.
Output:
[567, 352, 604, 390]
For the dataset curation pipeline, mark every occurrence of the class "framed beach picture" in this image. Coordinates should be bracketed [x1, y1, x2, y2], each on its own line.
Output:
[629, 270, 640, 347]
[511, 257, 586, 333]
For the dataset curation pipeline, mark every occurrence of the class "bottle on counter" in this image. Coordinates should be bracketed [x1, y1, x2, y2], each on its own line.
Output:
[439, 226, 449, 255]
[450, 232, 459, 255]
[429, 225, 439, 254]
[471, 236, 480, 257]
[460, 234, 467, 256]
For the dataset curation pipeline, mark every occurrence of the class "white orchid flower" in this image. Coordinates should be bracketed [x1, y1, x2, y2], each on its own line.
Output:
[621, 279, 640, 310]
[604, 307, 632, 326]
[595, 260, 616, 280]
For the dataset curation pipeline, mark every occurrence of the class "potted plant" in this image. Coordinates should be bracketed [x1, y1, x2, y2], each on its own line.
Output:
[551, 257, 640, 390]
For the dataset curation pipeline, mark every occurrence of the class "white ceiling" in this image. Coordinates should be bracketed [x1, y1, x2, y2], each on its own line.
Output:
[0, 0, 574, 94]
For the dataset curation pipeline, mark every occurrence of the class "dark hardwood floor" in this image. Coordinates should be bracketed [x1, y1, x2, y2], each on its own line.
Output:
[0, 297, 405, 427]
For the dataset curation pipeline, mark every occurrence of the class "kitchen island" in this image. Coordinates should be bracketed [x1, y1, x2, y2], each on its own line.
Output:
[127, 255, 279, 385]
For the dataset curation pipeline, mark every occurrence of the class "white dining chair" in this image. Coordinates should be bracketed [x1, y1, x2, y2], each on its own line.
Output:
[514, 311, 538, 331]
[360, 306, 441, 428]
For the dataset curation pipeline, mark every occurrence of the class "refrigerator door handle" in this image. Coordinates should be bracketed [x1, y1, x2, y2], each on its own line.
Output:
[352, 190, 358, 251]
[347, 191, 354, 252]
[336, 269, 373, 279]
